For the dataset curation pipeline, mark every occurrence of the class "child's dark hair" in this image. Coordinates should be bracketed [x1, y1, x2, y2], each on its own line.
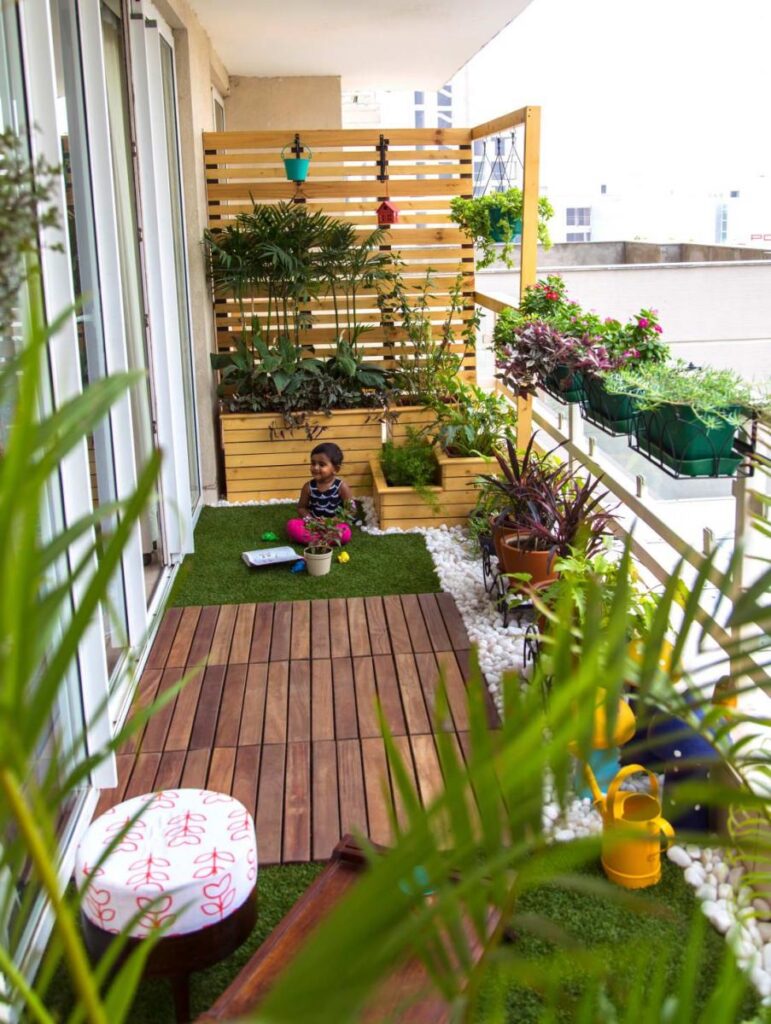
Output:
[311, 441, 343, 469]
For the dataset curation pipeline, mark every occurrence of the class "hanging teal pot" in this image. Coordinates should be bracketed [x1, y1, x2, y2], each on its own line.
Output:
[489, 208, 522, 243]
[282, 143, 313, 182]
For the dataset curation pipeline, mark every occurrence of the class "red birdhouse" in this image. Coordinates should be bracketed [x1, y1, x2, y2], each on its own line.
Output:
[376, 200, 400, 226]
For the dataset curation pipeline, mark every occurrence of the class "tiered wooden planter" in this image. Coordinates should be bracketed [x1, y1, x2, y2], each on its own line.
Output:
[221, 409, 385, 501]
[371, 451, 499, 530]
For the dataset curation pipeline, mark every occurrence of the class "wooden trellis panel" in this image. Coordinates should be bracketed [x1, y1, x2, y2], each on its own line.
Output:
[203, 128, 476, 373]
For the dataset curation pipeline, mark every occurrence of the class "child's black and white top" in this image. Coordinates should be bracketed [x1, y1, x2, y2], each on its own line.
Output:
[308, 478, 343, 517]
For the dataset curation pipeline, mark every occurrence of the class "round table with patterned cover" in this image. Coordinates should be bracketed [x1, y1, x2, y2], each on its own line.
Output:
[75, 789, 258, 1021]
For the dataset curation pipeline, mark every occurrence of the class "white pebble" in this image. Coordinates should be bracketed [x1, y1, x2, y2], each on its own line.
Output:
[764, 946, 771, 974]
[667, 845, 692, 868]
[686, 844, 701, 859]
[702, 901, 732, 934]
[554, 828, 575, 842]
[684, 864, 706, 887]
[718, 883, 734, 901]
[751, 966, 771, 998]
[696, 883, 717, 902]
[714, 861, 729, 883]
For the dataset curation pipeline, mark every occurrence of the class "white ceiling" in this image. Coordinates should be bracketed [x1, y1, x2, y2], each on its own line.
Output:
[187, 0, 533, 90]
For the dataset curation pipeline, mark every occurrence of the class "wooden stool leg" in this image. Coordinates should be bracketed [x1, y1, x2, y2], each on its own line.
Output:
[170, 974, 190, 1023]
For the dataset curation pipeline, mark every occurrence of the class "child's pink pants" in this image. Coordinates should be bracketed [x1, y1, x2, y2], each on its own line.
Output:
[286, 519, 352, 545]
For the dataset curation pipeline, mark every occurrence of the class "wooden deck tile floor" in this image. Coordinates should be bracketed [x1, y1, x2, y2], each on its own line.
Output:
[98, 594, 491, 865]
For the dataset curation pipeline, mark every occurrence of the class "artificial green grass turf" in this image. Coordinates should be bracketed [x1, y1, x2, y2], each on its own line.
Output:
[168, 505, 440, 607]
[473, 857, 758, 1022]
[47, 863, 325, 1023]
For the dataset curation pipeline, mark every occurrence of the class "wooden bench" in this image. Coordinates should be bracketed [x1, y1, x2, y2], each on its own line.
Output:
[198, 836, 498, 1023]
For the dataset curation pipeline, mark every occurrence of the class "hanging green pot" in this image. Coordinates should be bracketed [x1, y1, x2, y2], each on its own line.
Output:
[635, 403, 745, 477]
[642, 403, 742, 460]
[282, 143, 313, 182]
[489, 208, 522, 243]
[583, 374, 637, 432]
[544, 365, 583, 403]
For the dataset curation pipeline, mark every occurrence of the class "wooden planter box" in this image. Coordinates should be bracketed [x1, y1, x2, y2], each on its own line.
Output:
[370, 451, 498, 530]
[221, 409, 385, 501]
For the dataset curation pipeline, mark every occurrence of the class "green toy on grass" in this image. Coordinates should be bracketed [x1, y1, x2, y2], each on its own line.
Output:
[261, 531, 279, 541]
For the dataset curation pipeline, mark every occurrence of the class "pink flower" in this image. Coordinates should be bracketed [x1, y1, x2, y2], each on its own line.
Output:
[637, 317, 650, 329]
[653, 324, 663, 333]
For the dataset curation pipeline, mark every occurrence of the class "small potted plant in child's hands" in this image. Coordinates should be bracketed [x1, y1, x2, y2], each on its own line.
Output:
[301, 512, 351, 577]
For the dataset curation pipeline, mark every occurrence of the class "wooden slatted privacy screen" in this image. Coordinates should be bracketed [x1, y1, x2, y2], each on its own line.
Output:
[203, 128, 476, 373]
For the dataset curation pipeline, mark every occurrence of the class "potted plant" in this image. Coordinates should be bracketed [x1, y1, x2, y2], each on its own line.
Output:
[498, 467, 615, 588]
[385, 269, 476, 442]
[203, 202, 395, 500]
[480, 435, 565, 565]
[603, 359, 764, 476]
[495, 319, 585, 400]
[449, 189, 554, 269]
[533, 544, 658, 645]
[301, 513, 350, 576]
[430, 380, 516, 458]
[580, 310, 669, 434]
[371, 428, 447, 529]
[481, 436, 614, 591]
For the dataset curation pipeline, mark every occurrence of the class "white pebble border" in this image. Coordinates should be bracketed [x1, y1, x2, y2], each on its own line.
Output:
[216, 495, 771, 1002]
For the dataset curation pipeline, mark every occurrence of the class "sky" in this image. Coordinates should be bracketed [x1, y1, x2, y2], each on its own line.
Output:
[459, 0, 771, 195]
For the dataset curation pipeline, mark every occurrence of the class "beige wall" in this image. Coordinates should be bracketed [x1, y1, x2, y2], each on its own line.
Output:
[224, 76, 342, 130]
[153, 0, 227, 504]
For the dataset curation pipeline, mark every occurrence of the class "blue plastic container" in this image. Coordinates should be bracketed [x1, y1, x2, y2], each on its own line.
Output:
[282, 143, 313, 182]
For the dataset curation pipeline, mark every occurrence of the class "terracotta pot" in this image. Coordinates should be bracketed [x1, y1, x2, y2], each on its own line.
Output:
[499, 533, 559, 589]
[491, 521, 524, 564]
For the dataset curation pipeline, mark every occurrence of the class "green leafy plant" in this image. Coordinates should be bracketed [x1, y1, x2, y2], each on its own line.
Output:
[450, 189, 554, 268]
[301, 511, 353, 554]
[205, 203, 396, 419]
[603, 360, 766, 429]
[385, 267, 475, 405]
[533, 542, 659, 642]
[380, 428, 439, 488]
[0, 278, 187, 1023]
[430, 379, 516, 457]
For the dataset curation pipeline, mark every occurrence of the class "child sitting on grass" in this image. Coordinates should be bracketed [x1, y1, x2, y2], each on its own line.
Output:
[286, 442, 354, 546]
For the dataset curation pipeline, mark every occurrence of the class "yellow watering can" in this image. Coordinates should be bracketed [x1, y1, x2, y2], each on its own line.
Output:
[585, 763, 675, 889]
